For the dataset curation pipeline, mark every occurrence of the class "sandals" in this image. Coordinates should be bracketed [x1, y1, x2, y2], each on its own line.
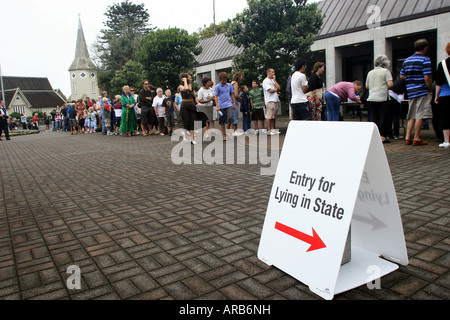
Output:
[405, 139, 428, 146]
[413, 140, 428, 146]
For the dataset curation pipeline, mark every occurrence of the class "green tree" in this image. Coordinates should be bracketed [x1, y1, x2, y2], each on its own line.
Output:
[193, 21, 229, 40]
[226, 0, 323, 103]
[94, 1, 153, 93]
[110, 60, 146, 96]
[137, 28, 202, 91]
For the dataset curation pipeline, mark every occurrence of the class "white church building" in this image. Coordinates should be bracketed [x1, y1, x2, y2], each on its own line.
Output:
[68, 17, 100, 102]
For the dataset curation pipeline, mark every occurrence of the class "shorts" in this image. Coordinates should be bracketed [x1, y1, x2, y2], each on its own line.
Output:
[232, 104, 239, 125]
[198, 105, 213, 123]
[407, 94, 433, 120]
[252, 108, 265, 121]
[104, 117, 111, 127]
[166, 112, 175, 127]
[265, 102, 279, 120]
[219, 107, 233, 125]
[69, 119, 77, 129]
[291, 102, 313, 121]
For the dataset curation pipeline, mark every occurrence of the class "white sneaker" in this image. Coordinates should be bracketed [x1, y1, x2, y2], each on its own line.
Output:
[439, 142, 450, 148]
[232, 131, 244, 136]
[255, 130, 259, 135]
[268, 131, 275, 136]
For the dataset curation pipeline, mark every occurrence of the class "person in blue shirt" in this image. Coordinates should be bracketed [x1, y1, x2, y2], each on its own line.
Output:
[400, 39, 433, 146]
[214, 72, 236, 141]
[99, 91, 112, 134]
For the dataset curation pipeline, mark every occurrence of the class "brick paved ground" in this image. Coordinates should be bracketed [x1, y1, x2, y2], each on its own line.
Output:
[0, 117, 448, 302]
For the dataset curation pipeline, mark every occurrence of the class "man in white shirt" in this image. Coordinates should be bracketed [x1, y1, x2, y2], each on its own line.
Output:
[262, 68, 281, 135]
[290, 58, 312, 121]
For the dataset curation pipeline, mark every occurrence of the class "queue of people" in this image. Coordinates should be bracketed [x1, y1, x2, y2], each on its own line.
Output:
[288, 39, 450, 149]
[2, 40, 449, 149]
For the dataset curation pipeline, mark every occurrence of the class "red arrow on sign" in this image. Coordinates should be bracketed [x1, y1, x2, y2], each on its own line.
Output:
[275, 222, 327, 252]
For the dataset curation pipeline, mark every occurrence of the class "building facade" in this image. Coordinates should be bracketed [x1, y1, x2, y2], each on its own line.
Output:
[194, 0, 450, 115]
[0, 76, 67, 117]
[311, 0, 450, 88]
[195, 33, 243, 85]
[68, 17, 99, 102]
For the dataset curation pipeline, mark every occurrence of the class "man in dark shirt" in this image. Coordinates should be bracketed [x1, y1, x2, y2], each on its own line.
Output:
[139, 80, 154, 136]
[61, 104, 69, 131]
[68, 104, 78, 135]
[0, 100, 11, 141]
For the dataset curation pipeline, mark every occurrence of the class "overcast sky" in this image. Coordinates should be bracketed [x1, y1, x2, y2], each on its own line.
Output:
[0, 0, 317, 98]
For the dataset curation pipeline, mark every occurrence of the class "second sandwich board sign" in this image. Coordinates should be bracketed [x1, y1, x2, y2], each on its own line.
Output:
[258, 121, 409, 300]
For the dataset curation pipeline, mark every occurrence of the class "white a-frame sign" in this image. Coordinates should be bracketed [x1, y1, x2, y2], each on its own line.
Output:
[258, 121, 408, 300]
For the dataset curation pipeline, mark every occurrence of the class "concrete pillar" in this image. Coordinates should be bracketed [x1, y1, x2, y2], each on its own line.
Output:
[374, 29, 393, 72]
[437, 14, 450, 63]
[325, 43, 342, 88]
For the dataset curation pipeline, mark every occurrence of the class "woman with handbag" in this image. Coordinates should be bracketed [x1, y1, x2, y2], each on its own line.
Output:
[435, 42, 450, 149]
[307, 62, 325, 121]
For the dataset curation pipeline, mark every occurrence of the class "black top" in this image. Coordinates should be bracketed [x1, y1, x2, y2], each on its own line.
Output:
[308, 73, 324, 92]
[391, 79, 407, 95]
[139, 89, 154, 108]
[436, 57, 450, 86]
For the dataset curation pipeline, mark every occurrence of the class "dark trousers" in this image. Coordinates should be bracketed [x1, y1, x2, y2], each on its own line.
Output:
[388, 99, 401, 137]
[0, 120, 10, 139]
[431, 100, 444, 141]
[368, 101, 390, 138]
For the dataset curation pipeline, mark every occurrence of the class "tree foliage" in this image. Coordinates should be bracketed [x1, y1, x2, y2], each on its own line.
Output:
[137, 28, 202, 91]
[226, 0, 323, 98]
[193, 21, 229, 40]
[110, 60, 146, 96]
[94, 1, 153, 93]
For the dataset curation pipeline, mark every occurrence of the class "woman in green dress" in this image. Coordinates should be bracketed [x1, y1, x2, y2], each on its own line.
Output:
[120, 85, 137, 136]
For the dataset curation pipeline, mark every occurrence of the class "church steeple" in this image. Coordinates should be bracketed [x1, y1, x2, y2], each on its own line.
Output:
[68, 15, 99, 101]
[69, 15, 96, 71]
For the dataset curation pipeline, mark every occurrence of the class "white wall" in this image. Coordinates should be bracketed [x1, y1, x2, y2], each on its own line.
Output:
[311, 13, 450, 87]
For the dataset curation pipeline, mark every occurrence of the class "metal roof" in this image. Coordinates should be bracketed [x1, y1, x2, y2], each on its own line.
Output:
[194, 0, 450, 66]
[317, 0, 450, 39]
[2, 76, 53, 91]
[195, 33, 244, 67]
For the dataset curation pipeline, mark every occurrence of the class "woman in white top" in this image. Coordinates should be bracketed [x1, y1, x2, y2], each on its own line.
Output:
[197, 77, 215, 137]
[366, 55, 394, 143]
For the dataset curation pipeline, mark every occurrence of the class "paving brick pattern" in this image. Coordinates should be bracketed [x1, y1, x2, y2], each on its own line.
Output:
[0, 118, 448, 301]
